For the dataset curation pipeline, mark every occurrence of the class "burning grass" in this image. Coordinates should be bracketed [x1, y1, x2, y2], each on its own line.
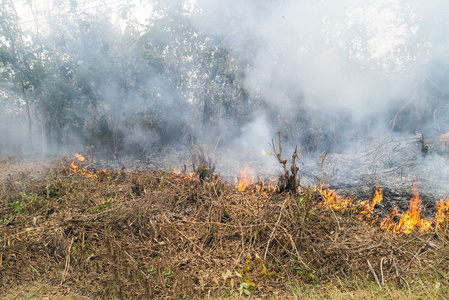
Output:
[1, 156, 449, 299]
[317, 184, 449, 234]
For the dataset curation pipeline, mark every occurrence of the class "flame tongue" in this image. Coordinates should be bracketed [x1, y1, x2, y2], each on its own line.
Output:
[319, 188, 354, 212]
[380, 185, 431, 234]
[394, 185, 430, 233]
[70, 153, 105, 178]
[172, 161, 449, 234]
[73, 153, 86, 162]
[71, 160, 78, 172]
[358, 188, 383, 219]
[237, 165, 254, 192]
[319, 185, 435, 234]
[435, 198, 449, 230]
[235, 164, 276, 193]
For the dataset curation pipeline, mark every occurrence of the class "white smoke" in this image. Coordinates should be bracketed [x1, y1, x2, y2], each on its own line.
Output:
[193, 0, 446, 127]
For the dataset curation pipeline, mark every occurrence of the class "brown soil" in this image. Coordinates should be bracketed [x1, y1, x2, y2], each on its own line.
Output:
[0, 155, 51, 183]
[1, 156, 448, 299]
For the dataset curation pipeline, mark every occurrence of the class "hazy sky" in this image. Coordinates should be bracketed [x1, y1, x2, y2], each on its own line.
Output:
[5, 0, 449, 157]
[14, 0, 154, 32]
[13, 0, 448, 134]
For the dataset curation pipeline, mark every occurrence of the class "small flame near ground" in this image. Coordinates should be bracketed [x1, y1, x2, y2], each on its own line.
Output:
[379, 184, 432, 234]
[69, 155, 449, 234]
[319, 183, 449, 234]
[73, 153, 86, 162]
[236, 165, 254, 192]
[235, 166, 449, 234]
[318, 188, 354, 212]
[435, 198, 449, 230]
[235, 164, 277, 194]
[172, 167, 195, 179]
[71, 153, 105, 178]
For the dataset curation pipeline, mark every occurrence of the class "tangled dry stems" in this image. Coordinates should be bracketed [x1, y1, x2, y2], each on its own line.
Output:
[0, 158, 448, 299]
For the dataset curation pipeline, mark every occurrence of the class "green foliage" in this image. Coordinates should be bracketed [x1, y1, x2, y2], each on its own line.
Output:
[147, 267, 156, 276]
[0, 215, 15, 225]
[9, 193, 42, 216]
[0, 0, 263, 153]
[9, 198, 24, 215]
[97, 197, 114, 211]
[222, 254, 277, 297]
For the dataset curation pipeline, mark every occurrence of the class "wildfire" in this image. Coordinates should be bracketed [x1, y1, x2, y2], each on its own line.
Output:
[317, 185, 449, 234]
[317, 187, 384, 220]
[357, 188, 383, 224]
[70, 153, 105, 178]
[237, 165, 254, 192]
[73, 153, 86, 162]
[174, 161, 449, 234]
[70, 160, 78, 173]
[434, 198, 449, 230]
[379, 185, 432, 234]
[235, 164, 276, 194]
[319, 188, 354, 212]
[172, 167, 198, 180]
[358, 188, 383, 216]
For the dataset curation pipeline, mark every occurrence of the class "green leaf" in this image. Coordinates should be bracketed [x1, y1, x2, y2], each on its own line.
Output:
[241, 282, 251, 289]
[221, 269, 232, 280]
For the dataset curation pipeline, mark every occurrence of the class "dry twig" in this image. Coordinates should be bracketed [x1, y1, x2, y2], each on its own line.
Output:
[61, 237, 74, 284]
[390, 95, 415, 133]
[367, 259, 382, 288]
[264, 197, 289, 260]
[269, 131, 299, 194]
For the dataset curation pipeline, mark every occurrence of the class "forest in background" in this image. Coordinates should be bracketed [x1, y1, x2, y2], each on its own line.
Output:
[2, 0, 449, 158]
[3, 2, 449, 297]
[1, 0, 259, 156]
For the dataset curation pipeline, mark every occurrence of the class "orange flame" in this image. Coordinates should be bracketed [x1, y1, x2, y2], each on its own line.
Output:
[70, 153, 105, 178]
[434, 198, 449, 230]
[379, 207, 399, 231]
[145, 157, 449, 233]
[358, 188, 383, 215]
[319, 188, 354, 212]
[235, 162, 449, 233]
[73, 153, 86, 162]
[317, 185, 441, 234]
[357, 188, 383, 224]
[235, 165, 276, 194]
[171, 167, 197, 180]
[71, 160, 78, 172]
[380, 185, 431, 234]
[237, 165, 254, 192]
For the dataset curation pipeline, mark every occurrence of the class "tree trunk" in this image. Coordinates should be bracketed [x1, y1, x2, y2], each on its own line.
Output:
[202, 95, 214, 141]
[45, 111, 53, 154]
[21, 80, 33, 150]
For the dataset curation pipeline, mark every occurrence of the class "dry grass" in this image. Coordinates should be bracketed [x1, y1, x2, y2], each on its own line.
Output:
[2, 282, 89, 299]
[289, 276, 448, 299]
[0, 156, 449, 299]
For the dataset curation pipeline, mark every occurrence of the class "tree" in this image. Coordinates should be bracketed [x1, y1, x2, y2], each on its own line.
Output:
[0, 0, 39, 150]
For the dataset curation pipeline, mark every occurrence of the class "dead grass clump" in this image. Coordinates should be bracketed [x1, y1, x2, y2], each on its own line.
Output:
[270, 131, 300, 194]
[191, 140, 217, 182]
[0, 158, 448, 299]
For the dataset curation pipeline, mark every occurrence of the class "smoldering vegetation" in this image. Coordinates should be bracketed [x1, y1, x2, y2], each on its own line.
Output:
[1, 157, 449, 299]
[3, 2, 449, 297]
